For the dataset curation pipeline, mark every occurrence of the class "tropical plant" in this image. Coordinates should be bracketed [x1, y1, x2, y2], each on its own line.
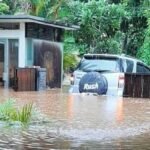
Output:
[0, 98, 16, 121]
[119, 0, 148, 56]
[0, 99, 33, 124]
[29, 0, 67, 19]
[11, 103, 33, 123]
[0, 2, 9, 15]
[2, 0, 31, 14]
[76, 0, 125, 54]
[1, 0, 150, 65]
[137, 21, 150, 65]
[63, 35, 78, 71]
[2, 0, 19, 14]
[29, 0, 46, 16]
[63, 53, 77, 72]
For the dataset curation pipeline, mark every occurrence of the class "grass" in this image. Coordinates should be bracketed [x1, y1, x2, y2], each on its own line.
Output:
[0, 99, 33, 125]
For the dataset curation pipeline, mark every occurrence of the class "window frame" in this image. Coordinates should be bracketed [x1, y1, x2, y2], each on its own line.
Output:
[121, 58, 134, 73]
[136, 62, 150, 74]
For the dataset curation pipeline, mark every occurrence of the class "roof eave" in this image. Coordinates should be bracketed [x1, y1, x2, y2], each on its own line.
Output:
[0, 15, 80, 30]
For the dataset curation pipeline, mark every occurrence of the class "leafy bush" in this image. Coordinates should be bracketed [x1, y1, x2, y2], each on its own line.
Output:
[63, 53, 77, 72]
[71, 0, 125, 54]
[140, 12, 150, 65]
[63, 35, 79, 71]
[137, 19, 150, 65]
[0, 3, 9, 14]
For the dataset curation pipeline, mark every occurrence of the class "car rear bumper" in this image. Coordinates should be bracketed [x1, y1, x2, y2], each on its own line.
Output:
[69, 85, 123, 96]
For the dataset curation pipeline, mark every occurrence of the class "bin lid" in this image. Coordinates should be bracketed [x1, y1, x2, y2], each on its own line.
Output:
[36, 68, 47, 71]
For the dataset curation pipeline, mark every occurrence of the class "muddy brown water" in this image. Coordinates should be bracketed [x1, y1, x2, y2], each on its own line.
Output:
[0, 87, 150, 149]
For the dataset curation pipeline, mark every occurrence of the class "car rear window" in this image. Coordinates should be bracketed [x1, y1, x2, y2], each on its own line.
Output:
[78, 57, 120, 72]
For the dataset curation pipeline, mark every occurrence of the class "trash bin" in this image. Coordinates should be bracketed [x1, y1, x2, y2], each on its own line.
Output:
[36, 68, 47, 91]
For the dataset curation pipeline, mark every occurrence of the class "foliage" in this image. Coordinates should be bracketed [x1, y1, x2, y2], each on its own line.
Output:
[72, 0, 126, 54]
[63, 53, 77, 71]
[0, 99, 33, 124]
[137, 20, 150, 65]
[29, 0, 47, 16]
[2, 0, 31, 14]
[1, 0, 150, 66]
[2, 0, 14, 14]
[29, 0, 66, 19]
[63, 35, 78, 71]
[0, 99, 16, 121]
[136, 1, 150, 65]
[51, 0, 126, 54]
[120, 0, 148, 56]
[11, 103, 33, 123]
[0, 2, 9, 14]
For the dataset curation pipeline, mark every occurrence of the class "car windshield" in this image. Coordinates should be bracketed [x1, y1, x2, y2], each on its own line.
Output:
[78, 58, 119, 72]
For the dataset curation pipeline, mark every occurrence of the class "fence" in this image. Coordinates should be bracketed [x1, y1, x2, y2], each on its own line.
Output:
[123, 73, 150, 98]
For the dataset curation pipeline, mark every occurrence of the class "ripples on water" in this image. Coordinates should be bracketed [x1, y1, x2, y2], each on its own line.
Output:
[0, 87, 150, 149]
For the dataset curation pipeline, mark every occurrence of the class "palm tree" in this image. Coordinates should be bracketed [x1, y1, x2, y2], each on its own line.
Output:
[29, 0, 68, 20]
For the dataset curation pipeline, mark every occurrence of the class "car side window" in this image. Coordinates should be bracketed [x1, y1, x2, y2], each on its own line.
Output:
[122, 59, 134, 73]
[143, 66, 150, 73]
[126, 60, 134, 73]
[136, 63, 150, 74]
[137, 64, 143, 73]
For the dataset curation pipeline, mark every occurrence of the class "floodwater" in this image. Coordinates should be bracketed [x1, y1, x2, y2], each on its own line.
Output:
[0, 87, 150, 149]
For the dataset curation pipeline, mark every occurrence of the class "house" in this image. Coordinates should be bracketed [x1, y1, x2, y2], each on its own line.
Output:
[0, 15, 79, 89]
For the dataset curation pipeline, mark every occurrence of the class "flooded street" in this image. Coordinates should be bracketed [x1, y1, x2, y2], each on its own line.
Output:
[0, 87, 150, 149]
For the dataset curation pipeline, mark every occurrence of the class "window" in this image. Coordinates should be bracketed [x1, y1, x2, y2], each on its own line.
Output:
[78, 58, 120, 72]
[0, 44, 4, 62]
[0, 23, 20, 30]
[122, 59, 134, 73]
[143, 66, 150, 73]
[25, 23, 54, 40]
[136, 63, 150, 74]
[126, 60, 134, 73]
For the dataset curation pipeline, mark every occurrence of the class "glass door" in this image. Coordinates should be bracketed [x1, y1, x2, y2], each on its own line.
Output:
[0, 39, 19, 88]
[8, 39, 19, 87]
[0, 42, 4, 86]
[0, 39, 9, 88]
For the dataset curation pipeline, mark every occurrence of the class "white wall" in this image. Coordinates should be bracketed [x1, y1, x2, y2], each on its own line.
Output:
[0, 22, 26, 67]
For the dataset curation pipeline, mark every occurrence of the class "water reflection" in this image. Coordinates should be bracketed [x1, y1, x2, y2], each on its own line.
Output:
[0, 87, 149, 149]
[116, 98, 124, 123]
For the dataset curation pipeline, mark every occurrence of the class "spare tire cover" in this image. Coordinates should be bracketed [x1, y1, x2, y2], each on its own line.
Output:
[79, 72, 108, 95]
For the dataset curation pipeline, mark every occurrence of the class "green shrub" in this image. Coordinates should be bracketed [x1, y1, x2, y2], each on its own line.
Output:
[0, 99, 33, 124]
[63, 53, 78, 71]
[137, 21, 150, 65]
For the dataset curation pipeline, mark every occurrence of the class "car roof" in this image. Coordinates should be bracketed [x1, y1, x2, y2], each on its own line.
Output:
[83, 53, 143, 63]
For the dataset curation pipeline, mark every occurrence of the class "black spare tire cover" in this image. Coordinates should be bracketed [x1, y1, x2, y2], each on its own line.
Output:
[79, 72, 108, 95]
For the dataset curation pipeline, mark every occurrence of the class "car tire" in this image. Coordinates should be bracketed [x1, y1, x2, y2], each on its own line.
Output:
[79, 72, 108, 95]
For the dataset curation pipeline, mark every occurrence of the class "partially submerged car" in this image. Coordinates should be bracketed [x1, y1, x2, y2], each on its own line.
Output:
[69, 54, 150, 96]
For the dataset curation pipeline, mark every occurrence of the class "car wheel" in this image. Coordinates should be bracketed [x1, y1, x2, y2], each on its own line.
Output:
[79, 72, 108, 95]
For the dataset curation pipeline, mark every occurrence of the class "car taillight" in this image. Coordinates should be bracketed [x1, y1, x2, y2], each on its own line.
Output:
[118, 74, 124, 88]
[70, 73, 74, 85]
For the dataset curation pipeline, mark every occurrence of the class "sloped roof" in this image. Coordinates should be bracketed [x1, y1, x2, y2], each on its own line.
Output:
[0, 15, 79, 30]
